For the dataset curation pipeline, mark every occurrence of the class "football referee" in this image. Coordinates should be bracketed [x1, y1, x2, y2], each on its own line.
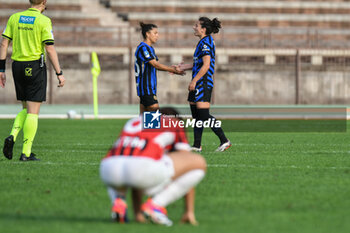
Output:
[0, 0, 65, 161]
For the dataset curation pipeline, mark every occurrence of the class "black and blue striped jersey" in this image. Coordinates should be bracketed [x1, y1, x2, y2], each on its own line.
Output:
[134, 42, 158, 96]
[192, 35, 215, 92]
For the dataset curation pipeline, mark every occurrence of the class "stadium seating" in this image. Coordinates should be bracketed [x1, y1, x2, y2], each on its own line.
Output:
[108, 1, 350, 27]
[2, 0, 350, 48]
[1, 0, 350, 105]
[0, 0, 82, 11]
[0, 0, 132, 47]
[105, 0, 350, 48]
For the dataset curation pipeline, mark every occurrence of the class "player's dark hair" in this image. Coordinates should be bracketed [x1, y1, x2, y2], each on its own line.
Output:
[160, 107, 183, 121]
[139, 22, 157, 39]
[199, 17, 221, 35]
[29, 0, 45, 5]
[160, 107, 179, 116]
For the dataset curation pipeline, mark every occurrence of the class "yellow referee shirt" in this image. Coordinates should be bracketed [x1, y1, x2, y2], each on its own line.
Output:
[2, 8, 54, 61]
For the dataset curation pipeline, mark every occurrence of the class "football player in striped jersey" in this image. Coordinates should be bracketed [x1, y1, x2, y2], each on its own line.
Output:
[178, 17, 231, 152]
[135, 22, 184, 114]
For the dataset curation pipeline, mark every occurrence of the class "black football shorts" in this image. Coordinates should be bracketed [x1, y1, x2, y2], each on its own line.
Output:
[12, 60, 47, 102]
[139, 94, 159, 107]
[187, 85, 212, 103]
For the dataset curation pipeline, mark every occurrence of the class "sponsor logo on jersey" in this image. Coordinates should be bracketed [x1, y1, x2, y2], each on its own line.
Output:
[19, 16, 36, 25]
[202, 44, 210, 52]
[18, 26, 33, 31]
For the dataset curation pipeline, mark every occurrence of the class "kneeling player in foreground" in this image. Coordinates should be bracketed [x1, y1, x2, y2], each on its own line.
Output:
[100, 108, 206, 226]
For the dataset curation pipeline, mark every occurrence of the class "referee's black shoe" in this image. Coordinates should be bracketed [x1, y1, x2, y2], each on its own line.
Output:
[3, 135, 15, 160]
[19, 153, 40, 161]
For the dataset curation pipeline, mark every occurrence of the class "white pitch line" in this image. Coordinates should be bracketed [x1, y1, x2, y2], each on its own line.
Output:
[205, 150, 350, 155]
[35, 143, 111, 146]
[6, 162, 228, 167]
[4, 162, 350, 170]
[228, 164, 350, 170]
[37, 149, 105, 153]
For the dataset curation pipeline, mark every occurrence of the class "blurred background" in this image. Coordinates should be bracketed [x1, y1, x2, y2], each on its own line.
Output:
[1, 0, 350, 106]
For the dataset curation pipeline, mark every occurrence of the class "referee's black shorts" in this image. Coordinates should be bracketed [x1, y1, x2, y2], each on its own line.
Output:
[12, 60, 47, 102]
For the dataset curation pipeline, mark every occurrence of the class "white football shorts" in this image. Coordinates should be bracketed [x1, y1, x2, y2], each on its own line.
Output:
[100, 155, 174, 190]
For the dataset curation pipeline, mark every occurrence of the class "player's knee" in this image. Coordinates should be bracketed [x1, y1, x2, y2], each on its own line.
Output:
[147, 104, 159, 112]
[189, 153, 207, 172]
[197, 155, 207, 172]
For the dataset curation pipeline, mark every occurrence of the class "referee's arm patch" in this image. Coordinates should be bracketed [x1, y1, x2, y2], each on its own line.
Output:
[2, 34, 12, 40]
[43, 39, 54, 45]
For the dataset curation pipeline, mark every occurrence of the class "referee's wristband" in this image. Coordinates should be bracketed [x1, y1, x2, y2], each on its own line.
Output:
[0, 59, 5, 72]
[56, 70, 63, 76]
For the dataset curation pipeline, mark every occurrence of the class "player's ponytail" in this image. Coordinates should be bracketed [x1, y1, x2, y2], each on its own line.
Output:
[211, 18, 221, 34]
[199, 17, 221, 35]
[139, 22, 158, 39]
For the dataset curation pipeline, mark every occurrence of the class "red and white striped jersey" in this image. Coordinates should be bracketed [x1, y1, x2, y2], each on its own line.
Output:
[105, 116, 190, 160]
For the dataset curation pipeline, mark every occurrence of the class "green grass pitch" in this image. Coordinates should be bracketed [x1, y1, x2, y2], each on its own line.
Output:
[1, 119, 350, 233]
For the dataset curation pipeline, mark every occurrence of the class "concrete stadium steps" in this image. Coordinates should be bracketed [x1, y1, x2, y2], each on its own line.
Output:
[0, 9, 101, 26]
[0, 0, 134, 46]
[0, 0, 83, 2]
[81, 0, 129, 27]
[110, 1, 350, 14]
[52, 26, 134, 47]
[0, 4, 81, 11]
[1, 0, 350, 48]
[124, 12, 350, 29]
[3, 46, 350, 105]
[0, 0, 129, 27]
[154, 27, 350, 48]
[108, 1, 350, 31]
[0, 0, 82, 11]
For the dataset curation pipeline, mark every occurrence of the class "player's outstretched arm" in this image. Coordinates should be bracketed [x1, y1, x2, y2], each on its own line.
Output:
[0, 38, 10, 88]
[45, 44, 65, 87]
[177, 62, 193, 71]
[149, 59, 185, 75]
